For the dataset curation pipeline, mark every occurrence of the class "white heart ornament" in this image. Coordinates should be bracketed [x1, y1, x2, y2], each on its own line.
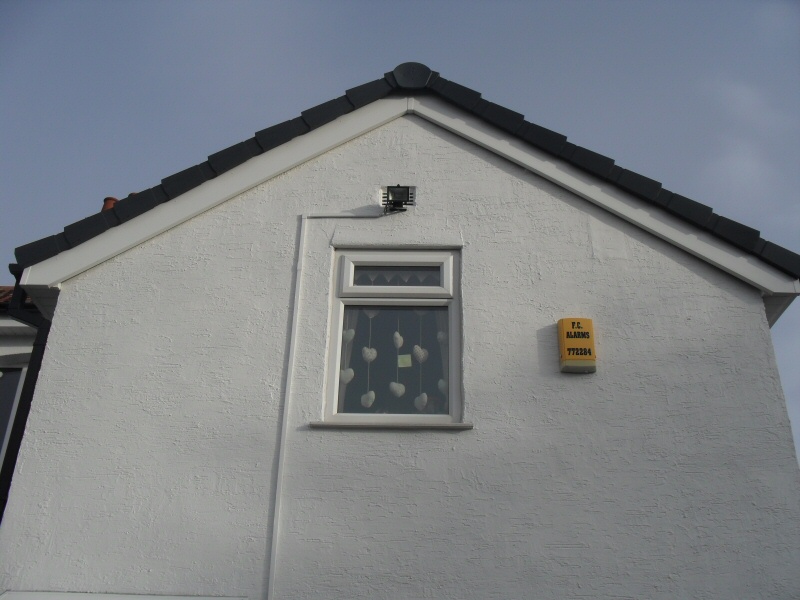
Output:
[340, 368, 354, 384]
[437, 331, 448, 344]
[342, 329, 355, 343]
[412, 345, 429, 363]
[361, 391, 375, 408]
[438, 378, 448, 394]
[393, 331, 404, 349]
[389, 382, 405, 397]
[362, 347, 377, 363]
[414, 393, 428, 411]
[363, 309, 379, 319]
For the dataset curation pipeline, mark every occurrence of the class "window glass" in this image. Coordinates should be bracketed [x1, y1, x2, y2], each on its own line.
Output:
[337, 306, 449, 414]
[353, 266, 441, 287]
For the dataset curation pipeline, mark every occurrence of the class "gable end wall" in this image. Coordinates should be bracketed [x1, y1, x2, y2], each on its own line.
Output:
[2, 116, 798, 599]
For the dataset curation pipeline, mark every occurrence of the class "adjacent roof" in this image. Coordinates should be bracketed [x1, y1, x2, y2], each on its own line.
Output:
[0, 287, 14, 306]
[13, 62, 800, 280]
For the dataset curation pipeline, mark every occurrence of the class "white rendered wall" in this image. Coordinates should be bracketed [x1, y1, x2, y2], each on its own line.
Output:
[1, 116, 798, 599]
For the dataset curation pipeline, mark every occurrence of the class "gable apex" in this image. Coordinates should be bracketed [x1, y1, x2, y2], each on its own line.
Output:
[13, 63, 800, 316]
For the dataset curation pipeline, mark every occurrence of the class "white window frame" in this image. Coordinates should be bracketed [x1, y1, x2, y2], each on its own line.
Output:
[322, 249, 464, 427]
[339, 251, 454, 298]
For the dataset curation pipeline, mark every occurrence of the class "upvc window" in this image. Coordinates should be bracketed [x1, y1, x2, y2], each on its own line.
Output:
[323, 250, 463, 426]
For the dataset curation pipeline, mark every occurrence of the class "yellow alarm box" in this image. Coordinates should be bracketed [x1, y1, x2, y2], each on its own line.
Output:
[558, 318, 597, 373]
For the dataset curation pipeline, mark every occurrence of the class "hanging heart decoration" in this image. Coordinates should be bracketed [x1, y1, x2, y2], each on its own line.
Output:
[340, 368, 354, 384]
[412, 345, 429, 363]
[414, 393, 428, 411]
[393, 331, 404, 349]
[362, 347, 377, 363]
[437, 331, 448, 344]
[363, 309, 379, 319]
[437, 378, 448, 394]
[342, 329, 356, 343]
[389, 382, 405, 397]
[361, 391, 376, 408]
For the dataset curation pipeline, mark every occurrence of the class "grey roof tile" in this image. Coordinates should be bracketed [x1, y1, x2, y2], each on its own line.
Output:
[760, 242, 800, 276]
[346, 79, 394, 109]
[255, 117, 309, 152]
[712, 216, 761, 252]
[208, 138, 262, 175]
[301, 96, 354, 130]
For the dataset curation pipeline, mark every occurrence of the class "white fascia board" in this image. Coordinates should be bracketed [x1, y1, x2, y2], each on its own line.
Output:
[408, 96, 800, 298]
[21, 97, 410, 290]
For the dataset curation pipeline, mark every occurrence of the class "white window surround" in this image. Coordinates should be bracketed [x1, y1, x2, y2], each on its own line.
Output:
[312, 249, 470, 429]
[339, 251, 454, 298]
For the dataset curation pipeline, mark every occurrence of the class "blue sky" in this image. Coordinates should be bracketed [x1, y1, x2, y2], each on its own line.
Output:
[1, 0, 798, 457]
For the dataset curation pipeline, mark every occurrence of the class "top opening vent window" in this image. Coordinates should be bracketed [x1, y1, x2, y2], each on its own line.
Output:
[340, 252, 453, 298]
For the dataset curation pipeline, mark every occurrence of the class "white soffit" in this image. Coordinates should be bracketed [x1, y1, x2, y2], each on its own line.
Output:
[22, 96, 800, 302]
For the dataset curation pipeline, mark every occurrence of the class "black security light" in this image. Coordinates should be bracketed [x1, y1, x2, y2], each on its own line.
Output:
[382, 185, 415, 214]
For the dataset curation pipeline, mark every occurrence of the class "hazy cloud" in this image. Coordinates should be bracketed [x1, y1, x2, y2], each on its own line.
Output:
[755, 2, 800, 49]
[703, 136, 777, 202]
[703, 77, 799, 136]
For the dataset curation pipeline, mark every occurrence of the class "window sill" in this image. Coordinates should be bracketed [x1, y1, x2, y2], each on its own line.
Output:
[309, 421, 473, 430]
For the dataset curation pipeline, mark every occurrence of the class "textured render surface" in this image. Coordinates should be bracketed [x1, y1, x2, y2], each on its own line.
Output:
[1, 116, 799, 599]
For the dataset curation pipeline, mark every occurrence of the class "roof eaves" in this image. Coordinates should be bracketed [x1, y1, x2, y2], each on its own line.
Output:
[208, 138, 263, 176]
[661, 192, 714, 229]
[346, 78, 394, 109]
[254, 117, 310, 153]
[13, 62, 800, 282]
[711, 216, 761, 253]
[427, 77, 482, 111]
[113, 187, 168, 224]
[566, 146, 615, 180]
[612, 169, 663, 204]
[758, 242, 800, 277]
[161, 162, 217, 200]
[473, 100, 526, 135]
[518, 121, 567, 155]
[15, 233, 70, 269]
[63, 208, 120, 248]
[301, 95, 355, 130]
